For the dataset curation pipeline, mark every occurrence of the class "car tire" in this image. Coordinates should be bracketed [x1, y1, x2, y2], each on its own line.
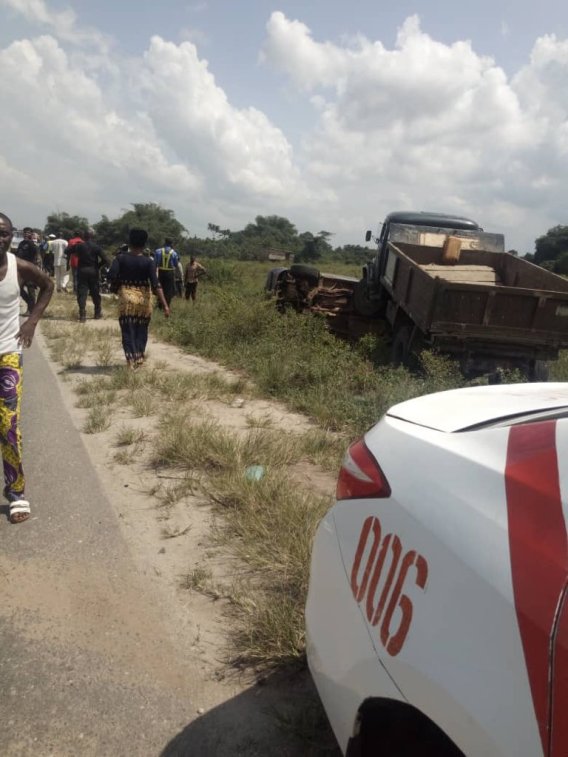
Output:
[391, 325, 412, 367]
[353, 279, 381, 317]
[528, 359, 549, 382]
[289, 264, 320, 284]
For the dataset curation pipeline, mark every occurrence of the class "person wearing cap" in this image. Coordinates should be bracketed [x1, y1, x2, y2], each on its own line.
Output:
[42, 233, 56, 276]
[74, 228, 109, 322]
[52, 232, 69, 292]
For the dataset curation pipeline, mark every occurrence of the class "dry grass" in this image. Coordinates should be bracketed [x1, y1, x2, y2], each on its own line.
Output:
[153, 415, 331, 669]
[114, 426, 147, 447]
[41, 293, 337, 673]
[83, 405, 111, 434]
[210, 468, 329, 668]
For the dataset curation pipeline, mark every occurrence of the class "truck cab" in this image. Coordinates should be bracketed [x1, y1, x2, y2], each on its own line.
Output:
[356, 211, 483, 316]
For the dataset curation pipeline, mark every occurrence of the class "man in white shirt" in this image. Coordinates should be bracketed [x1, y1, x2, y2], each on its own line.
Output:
[52, 233, 69, 292]
[0, 212, 53, 522]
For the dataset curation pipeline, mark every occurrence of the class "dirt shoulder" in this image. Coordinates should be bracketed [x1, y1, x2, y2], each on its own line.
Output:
[37, 305, 341, 756]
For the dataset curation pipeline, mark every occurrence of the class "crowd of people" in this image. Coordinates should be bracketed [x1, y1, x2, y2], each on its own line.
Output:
[0, 215, 210, 523]
[14, 227, 206, 315]
[13, 224, 207, 364]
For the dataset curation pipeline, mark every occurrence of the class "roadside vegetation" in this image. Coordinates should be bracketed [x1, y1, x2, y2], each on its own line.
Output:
[41, 267, 568, 671]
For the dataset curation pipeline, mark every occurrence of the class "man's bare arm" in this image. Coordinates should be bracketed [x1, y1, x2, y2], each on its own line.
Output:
[16, 259, 54, 347]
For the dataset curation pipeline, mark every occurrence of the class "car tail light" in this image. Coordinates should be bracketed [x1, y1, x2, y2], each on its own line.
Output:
[336, 438, 391, 500]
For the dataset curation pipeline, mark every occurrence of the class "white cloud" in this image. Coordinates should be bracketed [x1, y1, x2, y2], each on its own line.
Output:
[1, 0, 109, 50]
[261, 12, 568, 251]
[138, 36, 302, 200]
[2, 2, 568, 253]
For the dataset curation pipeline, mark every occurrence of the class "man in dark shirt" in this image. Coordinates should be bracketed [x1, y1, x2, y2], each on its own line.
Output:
[16, 227, 40, 315]
[75, 229, 109, 322]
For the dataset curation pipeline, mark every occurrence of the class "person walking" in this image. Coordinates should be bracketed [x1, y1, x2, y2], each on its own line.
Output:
[52, 232, 69, 292]
[66, 230, 84, 294]
[109, 228, 169, 368]
[75, 229, 109, 322]
[154, 238, 180, 307]
[42, 234, 55, 276]
[16, 226, 41, 315]
[0, 213, 53, 522]
[184, 256, 206, 303]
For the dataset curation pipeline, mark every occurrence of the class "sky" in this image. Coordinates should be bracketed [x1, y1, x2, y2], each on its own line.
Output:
[2, 1, 568, 252]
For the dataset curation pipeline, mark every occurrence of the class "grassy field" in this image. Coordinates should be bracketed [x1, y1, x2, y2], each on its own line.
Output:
[153, 259, 483, 435]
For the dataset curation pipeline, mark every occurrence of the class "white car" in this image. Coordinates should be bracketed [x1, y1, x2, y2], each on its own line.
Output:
[306, 383, 568, 757]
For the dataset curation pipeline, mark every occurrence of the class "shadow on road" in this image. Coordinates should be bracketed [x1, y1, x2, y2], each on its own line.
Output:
[160, 672, 340, 757]
[59, 365, 121, 376]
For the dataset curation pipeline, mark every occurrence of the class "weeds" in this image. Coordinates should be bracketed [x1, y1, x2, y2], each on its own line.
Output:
[129, 389, 155, 417]
[211, 468, 330, 669]
[83, 406, 111, 434]
[115, 426, 147, 446]
[95, 340, 115, 367]
[182, 565, 213, 591]
[114, 448, 137, 465]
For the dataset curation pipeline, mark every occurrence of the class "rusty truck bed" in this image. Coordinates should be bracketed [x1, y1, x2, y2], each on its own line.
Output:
[383, 242, 568, 350]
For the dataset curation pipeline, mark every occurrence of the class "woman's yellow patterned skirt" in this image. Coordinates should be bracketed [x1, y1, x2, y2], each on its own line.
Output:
[117, 285, 153, 364]
[0, 352, 25, 500]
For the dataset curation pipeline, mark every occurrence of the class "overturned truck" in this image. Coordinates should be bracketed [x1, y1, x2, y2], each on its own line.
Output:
[270, 212, 568, 380]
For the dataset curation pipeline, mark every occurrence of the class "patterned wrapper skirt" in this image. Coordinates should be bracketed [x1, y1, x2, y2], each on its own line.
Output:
[0, 352, 25, 498]
[118, 285, 153, 363]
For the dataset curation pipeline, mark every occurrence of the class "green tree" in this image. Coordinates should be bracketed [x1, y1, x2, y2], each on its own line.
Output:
[295, 232, 322, 263]
[93, 203, 187, 251]
[44, 212, 89, 238]
[535, 225, 568, 265]
[555, 252, 568, 275]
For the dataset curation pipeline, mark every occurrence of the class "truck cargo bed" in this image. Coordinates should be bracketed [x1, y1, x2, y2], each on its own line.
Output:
[383, 242, 568, 353]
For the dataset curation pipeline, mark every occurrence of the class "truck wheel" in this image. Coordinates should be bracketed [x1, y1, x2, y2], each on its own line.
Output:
[391, 326, 411, 367]
[528, 360, 549, 382]
[289, 264, 320, 285]
[353, 279, 381, 317]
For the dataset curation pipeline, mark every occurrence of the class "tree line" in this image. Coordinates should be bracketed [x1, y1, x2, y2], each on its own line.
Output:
[32, 203, 568, 272]
[38, 204, 372, 265]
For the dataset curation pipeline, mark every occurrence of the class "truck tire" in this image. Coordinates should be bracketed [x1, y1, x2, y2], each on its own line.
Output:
[391, 326, 411, 367]
[353, 279, 381, 317]
[528, 360, 550, 382]
[289, 264, 320, 285]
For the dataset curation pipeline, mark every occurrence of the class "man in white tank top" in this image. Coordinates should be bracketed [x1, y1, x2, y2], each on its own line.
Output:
[0, 213, 53, 523]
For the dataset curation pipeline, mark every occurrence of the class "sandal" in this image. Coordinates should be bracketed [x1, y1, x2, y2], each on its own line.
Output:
[10, 499, 31, 524]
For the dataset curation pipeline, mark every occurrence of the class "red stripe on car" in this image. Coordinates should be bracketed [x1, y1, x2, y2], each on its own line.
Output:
[505, 421, 567, 755]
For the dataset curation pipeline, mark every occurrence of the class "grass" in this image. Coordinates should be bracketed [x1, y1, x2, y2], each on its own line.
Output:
[129, 389, 156, 417]
[83, 406, 111, 434]
[41, 276, 568, 678]
[152, 414, 331, 669]
[151, 275, 477, 434]
[212, 469, 330, 669]
[115, 426, 147, 446]
[183, 565, 213, 591]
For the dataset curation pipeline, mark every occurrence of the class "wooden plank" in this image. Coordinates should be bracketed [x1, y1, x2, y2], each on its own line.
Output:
[422, 264, 502, 285]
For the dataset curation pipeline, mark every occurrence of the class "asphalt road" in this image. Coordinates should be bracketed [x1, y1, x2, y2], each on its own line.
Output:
[0, 338, 204, 756]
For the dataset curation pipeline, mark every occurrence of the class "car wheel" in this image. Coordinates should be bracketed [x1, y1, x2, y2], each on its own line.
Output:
[289, 264, 320, 285]
[353, 279, 381, 317]
[391, 325, 411, 367]
[528, 359, 549, 382]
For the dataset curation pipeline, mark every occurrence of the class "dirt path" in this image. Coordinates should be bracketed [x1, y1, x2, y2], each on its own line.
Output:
[12, 311, 340, 755]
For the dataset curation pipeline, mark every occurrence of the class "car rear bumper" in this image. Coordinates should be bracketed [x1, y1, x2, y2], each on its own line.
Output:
[306, 511, 404, 754]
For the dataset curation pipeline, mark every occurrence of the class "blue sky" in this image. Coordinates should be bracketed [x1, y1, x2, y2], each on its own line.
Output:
[2, 0, 568, 252]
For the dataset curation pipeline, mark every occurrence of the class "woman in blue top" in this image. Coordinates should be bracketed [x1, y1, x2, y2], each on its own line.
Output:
[109, 228, 169, 367]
